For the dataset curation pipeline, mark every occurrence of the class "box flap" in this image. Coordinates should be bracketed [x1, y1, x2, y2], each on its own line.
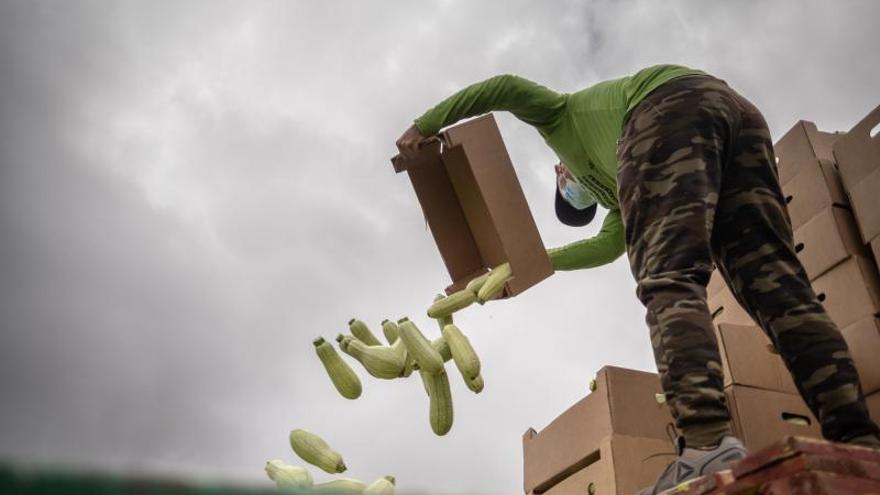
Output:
[848, 168, 880, 243]
[602, 366, 673, 440]
[391, 140, 485, 284]
[793, 206, 865, 281]
[775, 121, 842, 186]
[726, 385, 820, 452]
[782, 158, 849, 231]
[813, 255, 880, 329]
[715, 323, 797, 394]
[833, 104, 880, 190]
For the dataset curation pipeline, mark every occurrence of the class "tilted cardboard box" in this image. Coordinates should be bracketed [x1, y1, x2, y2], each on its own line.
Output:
[715, 323, 797, 394]
[841, 317, 880, 395]
[833, 105, 880, 243]
[542, 434, 675, 495]
[521, 366, 673, 494]
[812, 255, 880, 330]
[725, 385, 821, 452]
[391, 114, 553, 297]
[792, 206, 866, 281]
[775, 120, 841, 186]
[708, 287, 756, 326]
[781, 158, 848, 231]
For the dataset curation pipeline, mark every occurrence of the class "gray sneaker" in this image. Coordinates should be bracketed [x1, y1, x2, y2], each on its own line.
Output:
[844, 432, 880, 449]
[635, 436, 747, 495]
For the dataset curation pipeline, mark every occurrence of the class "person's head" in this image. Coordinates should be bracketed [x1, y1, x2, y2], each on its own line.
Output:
[554, 162, 597, 227]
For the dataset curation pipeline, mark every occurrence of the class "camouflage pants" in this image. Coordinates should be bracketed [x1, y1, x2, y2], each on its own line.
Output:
[617, 75, 880, 448]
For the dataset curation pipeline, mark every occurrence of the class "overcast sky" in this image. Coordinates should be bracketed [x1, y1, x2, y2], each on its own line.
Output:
[1, 1, 879, 494]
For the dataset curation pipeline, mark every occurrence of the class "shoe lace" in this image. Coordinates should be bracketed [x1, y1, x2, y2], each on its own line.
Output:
[640, 422, 682, 463]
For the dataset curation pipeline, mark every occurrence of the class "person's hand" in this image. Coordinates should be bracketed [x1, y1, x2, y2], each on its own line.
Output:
[396, 124, 427, 159]
[554, 162, 574, 190]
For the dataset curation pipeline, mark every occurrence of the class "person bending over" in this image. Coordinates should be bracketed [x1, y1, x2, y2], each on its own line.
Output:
[396, 64, 880, 494]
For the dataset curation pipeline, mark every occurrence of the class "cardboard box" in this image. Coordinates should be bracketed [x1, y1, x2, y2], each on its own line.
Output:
[707, 269, 726, 298]
[391, 114, 553, 297]
[812, 255, 880, 330]
[847, 168, 880, 243]
[868, 390, 880, 423]
[708, 288, 756, 326]
[834, 105, 880, 243]
[775, 120, 841, 186]
[781, 158, 849, 231]
[841, 317, 880, 395]
[725, 385, 821, 452]
[541, 434, 675, 495]
[792, 206, 866, 280]
[522, 366, 673, 494]
[715, 323, 797, 394]
[833, 105, 880, 193]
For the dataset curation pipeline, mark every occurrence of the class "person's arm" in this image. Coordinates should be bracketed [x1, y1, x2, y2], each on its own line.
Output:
[414, 74, 566, 136]
[546, 208, 626, 270]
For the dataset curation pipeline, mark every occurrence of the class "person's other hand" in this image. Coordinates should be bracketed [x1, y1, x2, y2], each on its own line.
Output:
[396, 124, 427, 159]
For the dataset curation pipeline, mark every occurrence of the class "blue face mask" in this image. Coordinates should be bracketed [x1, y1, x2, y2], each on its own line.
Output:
[557, 165, 597, 210]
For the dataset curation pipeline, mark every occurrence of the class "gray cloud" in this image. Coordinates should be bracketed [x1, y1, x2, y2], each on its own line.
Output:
[1, 1, 878, 494]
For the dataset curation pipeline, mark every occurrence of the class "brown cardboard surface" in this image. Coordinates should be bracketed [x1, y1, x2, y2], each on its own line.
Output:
[840, 317, 880, 395]
[522, 366, 673, 494]
[725, 385, 821, 452]
[392, 140, 485, 286]
[715, 324, 797, 394]
[708, 288, 755, 326]
[812, 255, 880, 329]
[540, 447, 605, 495]
[811, 130, 844, 164]
[391, 114, 553, 297]
[868, 391, 880, 423]
[441, 115, 554, 296]
[781, 158, 849, 231]
[542, 434, 674, 495]
[707, 269, 726, 298]
[793, 206, 866, 280]
[833, 105, 880, 191]
[775, 120, 841, 186]
[848, 167, 880, 243]
[872, 237, 880, 266]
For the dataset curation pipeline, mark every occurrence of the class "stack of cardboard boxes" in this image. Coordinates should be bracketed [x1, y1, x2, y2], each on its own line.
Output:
[521, 367, 676, 495]
[707, 105, 880, 432]
[522, 107, 879, 494]
[832, 106, 880, 422]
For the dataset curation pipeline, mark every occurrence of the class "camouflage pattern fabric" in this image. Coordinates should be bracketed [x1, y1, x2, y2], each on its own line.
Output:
[616, 75, 880, 448]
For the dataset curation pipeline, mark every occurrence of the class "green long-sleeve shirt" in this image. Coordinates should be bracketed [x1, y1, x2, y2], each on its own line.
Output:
[414, 64, 705, 271]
